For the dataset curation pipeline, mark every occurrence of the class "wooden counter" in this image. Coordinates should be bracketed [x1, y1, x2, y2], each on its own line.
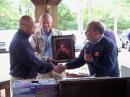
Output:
[58, 77, 130, 97]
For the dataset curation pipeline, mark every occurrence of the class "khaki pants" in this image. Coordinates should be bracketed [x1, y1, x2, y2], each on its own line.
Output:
[10, 76, 35, 97]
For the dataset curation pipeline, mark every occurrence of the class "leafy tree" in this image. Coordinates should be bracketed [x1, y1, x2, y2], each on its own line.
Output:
[19, 0, 34, 15]
[0, 0, 34, 30]
[0, 0, 18, 29]
[82, 0, 130, 34]
[58, 3, 77, 30]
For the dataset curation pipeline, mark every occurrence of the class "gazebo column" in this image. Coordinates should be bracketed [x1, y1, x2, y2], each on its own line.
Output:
[35, 4, 47, 23]
[49, 5, 58, 28]
[31, 0, 61, 28]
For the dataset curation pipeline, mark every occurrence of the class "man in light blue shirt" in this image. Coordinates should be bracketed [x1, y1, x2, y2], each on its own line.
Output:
[30, 13, 63, 79]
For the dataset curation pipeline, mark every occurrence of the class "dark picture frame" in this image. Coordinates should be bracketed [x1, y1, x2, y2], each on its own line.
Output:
[52, 35, 75, 63]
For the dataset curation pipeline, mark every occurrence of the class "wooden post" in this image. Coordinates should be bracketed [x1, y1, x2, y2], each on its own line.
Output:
[35, 4, 47, 23]
[49, 5, 58, 28]
[0, 91, 1, 97]
[0, 80, 10, 97]
[5, 87, 10, 97]
[31, 0, 61, 28]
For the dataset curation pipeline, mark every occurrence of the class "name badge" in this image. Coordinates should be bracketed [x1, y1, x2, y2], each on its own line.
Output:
[94, 51, 100, 57]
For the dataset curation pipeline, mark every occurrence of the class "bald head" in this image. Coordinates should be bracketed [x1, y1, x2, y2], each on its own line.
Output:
[19, 15, 35, 36]
[19, 15, 33, 28]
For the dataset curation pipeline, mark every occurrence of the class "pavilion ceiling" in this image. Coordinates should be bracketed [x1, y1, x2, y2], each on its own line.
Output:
[31, 0, 61, 5]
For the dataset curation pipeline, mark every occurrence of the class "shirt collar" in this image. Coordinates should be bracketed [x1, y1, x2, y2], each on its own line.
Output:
[96, 35, 104, 43]
[18, 29, 30, 38]
[41, 29, 52, 36]
[90, 35, 104, 45]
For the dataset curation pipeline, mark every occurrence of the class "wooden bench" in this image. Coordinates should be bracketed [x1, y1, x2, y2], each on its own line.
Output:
[0, 80, 10, 97]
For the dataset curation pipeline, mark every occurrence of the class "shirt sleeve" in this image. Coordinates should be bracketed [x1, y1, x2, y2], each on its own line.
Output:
[15, 39, 53, 74]
[66, 48, 87, 69]
[29, 34, 48, 61]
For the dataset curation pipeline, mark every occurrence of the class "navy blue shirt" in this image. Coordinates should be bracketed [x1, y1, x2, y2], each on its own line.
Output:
[66, 36, 119, 77]
[9, 29, 53, 79]
[104, 29, 116, 44]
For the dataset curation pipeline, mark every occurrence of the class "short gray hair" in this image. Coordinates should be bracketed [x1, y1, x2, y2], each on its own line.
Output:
[39, 13, 53, 24]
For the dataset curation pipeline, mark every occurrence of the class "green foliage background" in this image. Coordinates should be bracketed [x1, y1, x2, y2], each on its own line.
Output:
[58, 3, 77, 30]
[0, 0, 130, 34]
[0, 0, 34, 30]
[58, 0, 130, 33]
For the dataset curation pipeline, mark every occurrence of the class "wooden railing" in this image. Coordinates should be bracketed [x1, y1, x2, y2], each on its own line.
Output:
[0, 80, 10, 97]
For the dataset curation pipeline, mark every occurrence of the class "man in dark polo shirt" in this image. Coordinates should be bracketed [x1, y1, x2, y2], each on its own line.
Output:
[9, 15, 62, 94]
